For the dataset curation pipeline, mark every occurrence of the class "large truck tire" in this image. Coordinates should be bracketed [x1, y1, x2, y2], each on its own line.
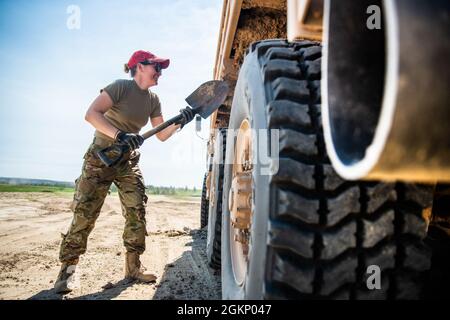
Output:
[424, 184, 450, 299]
[221, 39, 434, 299]
[200, 173, 209, 229]
[207, 129, 227, 269]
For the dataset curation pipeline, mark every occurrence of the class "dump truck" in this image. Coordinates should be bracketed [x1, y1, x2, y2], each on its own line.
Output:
[199, 0, 450, 299]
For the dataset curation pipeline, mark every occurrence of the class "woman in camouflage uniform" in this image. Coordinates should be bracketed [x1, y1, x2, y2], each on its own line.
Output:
[54, 50, 194, 293]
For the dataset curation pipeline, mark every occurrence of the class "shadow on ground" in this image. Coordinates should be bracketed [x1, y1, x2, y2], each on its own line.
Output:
[28, 278, 135, 300]
[153, 228, 221, 300]
[28, 228, 221, 300]
[28, 289, 64, 300]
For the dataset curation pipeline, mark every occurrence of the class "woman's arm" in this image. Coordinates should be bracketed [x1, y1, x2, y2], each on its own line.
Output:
[150, 116, 181, 142]
[85, 91, 120, 139]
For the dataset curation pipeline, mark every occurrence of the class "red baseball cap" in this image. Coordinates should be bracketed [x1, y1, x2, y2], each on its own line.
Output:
[127, 50, 170, 69]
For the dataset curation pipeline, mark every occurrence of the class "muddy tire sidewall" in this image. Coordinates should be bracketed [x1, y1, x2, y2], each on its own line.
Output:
[207, 129, 225, 266]
[221, 50, 270, 299]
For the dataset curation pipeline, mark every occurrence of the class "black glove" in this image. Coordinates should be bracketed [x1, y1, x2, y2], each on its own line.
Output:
[115, 131, 144, 150]
[177, 106, 195, 129]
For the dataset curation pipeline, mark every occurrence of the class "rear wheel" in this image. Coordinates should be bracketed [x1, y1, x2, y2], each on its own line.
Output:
[207, 129, 227, 269]
[200, 173, 209, 229]
[221, 39, 434, 299]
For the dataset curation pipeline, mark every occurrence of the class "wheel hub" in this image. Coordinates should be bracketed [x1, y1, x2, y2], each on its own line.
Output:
[229, 171, 252, 249]
[229, 118, 253, 285]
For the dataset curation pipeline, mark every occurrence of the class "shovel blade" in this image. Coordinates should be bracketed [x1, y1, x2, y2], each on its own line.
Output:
[185, 80, 230, 119]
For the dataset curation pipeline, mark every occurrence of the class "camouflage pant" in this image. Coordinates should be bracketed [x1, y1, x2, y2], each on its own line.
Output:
[59, 138, 148, 263]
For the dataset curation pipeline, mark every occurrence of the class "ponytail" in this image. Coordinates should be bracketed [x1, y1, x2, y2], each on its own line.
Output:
[124, 63, 136, 77]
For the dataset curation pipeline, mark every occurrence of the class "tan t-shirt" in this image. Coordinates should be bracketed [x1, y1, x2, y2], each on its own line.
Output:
[94, 79, 162, 141]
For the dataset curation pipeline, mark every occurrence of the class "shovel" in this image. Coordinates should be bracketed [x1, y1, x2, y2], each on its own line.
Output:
[96, 80, 229, 167]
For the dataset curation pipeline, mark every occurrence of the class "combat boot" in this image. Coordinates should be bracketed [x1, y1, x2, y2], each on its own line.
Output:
[125, 252, 157, 283]
[54, 260, 78, 294]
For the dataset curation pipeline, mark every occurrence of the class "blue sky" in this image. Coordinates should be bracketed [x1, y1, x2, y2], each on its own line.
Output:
[0, 0, 223, 188]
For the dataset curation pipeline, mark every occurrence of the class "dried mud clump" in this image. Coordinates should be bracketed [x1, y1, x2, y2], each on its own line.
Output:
[242, 0, 287, 11]
[232, 8, 287, 67]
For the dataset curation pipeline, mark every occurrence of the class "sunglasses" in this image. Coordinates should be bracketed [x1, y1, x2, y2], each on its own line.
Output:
[140, 60, 163, 73]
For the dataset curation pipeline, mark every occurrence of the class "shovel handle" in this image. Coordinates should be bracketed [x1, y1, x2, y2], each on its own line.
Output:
[141, 113, 185, 139]
[96, 113, 187, 167]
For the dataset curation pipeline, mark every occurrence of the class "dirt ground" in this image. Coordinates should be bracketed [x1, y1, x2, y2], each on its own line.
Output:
[0, 192, 221, 300]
